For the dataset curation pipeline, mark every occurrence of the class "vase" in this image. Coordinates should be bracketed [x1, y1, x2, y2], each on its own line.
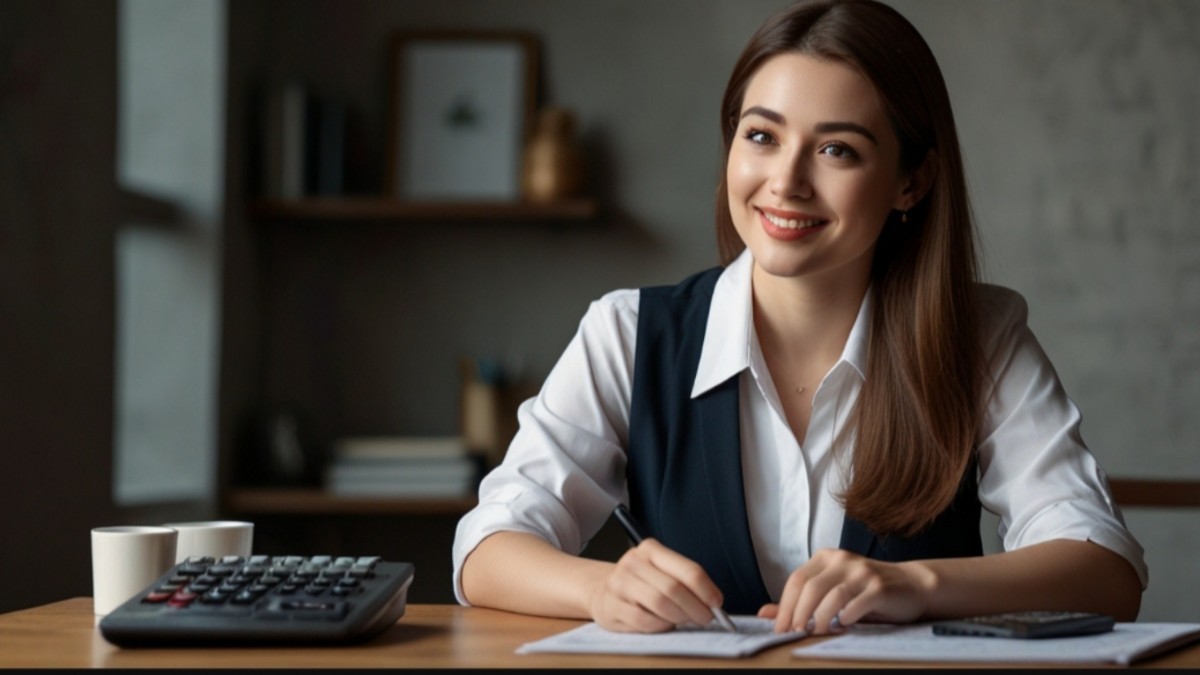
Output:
[521, 107, 585, 203]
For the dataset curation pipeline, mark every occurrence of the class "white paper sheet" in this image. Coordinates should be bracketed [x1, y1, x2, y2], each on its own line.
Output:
[792, 622, 1200, 665]
[516, 615, 807, 658]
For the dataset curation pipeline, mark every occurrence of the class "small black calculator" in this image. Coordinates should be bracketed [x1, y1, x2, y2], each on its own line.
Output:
[932, 611, 1115, 639]
[98, 555, 415, 646]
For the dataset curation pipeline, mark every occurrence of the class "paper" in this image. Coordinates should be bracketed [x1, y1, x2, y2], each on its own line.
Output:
[516, 615, 807, 658]
[792, 622, 1200, 665]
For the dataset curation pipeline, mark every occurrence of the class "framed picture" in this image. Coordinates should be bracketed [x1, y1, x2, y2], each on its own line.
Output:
[386, 31, 539, 201]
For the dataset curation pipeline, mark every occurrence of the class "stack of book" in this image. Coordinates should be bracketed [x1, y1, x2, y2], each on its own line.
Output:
[261, 80, 346, 200]
[323, 436, 482, 498]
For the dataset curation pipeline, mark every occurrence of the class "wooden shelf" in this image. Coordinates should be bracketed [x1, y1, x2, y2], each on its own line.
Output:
[223, 487, 477, 516]
[249, 196, 599, 222]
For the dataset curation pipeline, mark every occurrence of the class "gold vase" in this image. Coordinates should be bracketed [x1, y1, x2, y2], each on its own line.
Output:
[521, 107, 585, 203]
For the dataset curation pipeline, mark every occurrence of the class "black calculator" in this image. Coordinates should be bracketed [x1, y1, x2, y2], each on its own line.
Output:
[932, 611, 1115, 639]
[98, 555, 415, 646]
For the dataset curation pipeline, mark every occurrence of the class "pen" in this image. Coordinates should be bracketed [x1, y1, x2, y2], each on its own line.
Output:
[612, 503, 738, 633]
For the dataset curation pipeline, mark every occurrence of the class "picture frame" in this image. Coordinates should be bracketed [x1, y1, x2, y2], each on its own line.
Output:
[385, 30, 539, 201]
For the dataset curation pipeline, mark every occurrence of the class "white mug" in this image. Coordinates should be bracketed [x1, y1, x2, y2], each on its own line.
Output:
[91, 525, 178, 616]
[162, 520, 254, 563]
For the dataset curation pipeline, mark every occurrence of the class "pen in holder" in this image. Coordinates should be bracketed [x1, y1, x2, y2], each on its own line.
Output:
[460, 358, 521, 468]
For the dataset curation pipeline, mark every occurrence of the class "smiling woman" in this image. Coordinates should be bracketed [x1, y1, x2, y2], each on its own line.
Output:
[452, 0, 1147, 637]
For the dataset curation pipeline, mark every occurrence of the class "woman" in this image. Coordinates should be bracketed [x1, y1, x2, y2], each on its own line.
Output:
[453, 0, 1146, 635]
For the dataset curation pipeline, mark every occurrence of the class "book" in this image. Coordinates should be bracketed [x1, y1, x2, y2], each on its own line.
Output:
[324, 435, 481, 498]
[324, 458, 478, 484]
[516, 616, 806, 658]
[331, 436, 473, 462]
[305, 96, 345, 196]
[261, 81, 308, 199]
[790, 622, 1200, 666]
[325, 479, 477, 498]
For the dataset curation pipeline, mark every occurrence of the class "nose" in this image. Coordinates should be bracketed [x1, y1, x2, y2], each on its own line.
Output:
[769, 153, 814, 200]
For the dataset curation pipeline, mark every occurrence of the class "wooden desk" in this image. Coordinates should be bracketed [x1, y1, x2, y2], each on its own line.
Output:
[1, 599, 1197, 668]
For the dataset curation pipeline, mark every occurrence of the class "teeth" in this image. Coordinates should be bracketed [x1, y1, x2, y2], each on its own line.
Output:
[762, 211, 822, 229]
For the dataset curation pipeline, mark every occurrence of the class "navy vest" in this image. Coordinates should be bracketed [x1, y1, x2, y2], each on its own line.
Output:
[626, 267, 982, 615]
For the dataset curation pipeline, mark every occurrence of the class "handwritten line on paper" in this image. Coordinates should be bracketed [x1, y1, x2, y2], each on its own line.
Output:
[516, 615, 808, 658]
[791, 622, 1200, 665]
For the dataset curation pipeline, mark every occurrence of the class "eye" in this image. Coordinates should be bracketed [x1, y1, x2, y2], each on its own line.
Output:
[819, 141, 858, 160]
[742, 128, 776, 146]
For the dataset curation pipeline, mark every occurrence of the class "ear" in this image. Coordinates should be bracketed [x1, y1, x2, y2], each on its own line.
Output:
[894, 150, 937, 212]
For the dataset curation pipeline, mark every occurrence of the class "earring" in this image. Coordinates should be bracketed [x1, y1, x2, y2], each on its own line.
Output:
[901, 210, 908, 224]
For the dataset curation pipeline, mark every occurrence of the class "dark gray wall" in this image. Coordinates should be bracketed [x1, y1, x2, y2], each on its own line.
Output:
[0, 0, 213, 615]
[0, 0, 121, 614]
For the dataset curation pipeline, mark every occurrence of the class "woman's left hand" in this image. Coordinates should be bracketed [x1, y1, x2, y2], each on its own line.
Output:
[757, 548, 936, 634]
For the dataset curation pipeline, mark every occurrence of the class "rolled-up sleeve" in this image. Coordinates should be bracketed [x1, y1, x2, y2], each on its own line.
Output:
[451, 290, 640, 604]
[975, 286, 1148, 588]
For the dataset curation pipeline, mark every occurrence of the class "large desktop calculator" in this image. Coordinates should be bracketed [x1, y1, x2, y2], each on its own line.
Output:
[98, 555, 415, 646]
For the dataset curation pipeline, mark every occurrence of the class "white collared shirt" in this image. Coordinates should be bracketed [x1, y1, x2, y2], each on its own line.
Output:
[451, 250, 1148, 604]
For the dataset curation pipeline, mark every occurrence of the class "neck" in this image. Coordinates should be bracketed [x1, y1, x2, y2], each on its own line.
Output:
[750, 262, 870, 368]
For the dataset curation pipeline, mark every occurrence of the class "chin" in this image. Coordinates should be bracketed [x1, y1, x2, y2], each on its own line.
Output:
[748, 249, 811, 279]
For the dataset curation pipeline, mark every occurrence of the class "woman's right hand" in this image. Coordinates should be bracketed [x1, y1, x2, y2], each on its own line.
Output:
[587, 537, 727, 632]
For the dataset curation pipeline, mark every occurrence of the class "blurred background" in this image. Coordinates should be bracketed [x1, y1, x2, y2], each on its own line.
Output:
[2, 0, 1197, 619]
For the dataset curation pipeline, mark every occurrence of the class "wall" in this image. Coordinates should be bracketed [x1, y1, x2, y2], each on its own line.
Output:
[0, 0, 121, 614]
[228, 0, 1199, 620]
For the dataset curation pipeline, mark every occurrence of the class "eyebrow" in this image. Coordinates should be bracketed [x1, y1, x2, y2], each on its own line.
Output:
[740, 106, 879, 145]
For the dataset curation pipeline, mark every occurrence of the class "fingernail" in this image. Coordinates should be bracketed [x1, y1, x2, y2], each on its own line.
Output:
[830, 614, 844, 632]
[805, 618, 816, 633]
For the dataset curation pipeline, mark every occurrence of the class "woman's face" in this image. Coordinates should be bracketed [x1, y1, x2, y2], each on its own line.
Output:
[726, 52, 913, 284]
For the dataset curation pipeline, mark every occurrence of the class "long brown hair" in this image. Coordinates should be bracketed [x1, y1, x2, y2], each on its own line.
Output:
[715, 0, 983, 536]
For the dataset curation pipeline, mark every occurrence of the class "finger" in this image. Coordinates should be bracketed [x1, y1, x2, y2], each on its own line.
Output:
[599, 571, 680, 633]
[774, 569, 808, 633]
[835, 577, 886, 628]
[810, 582, 857, 634]
[604, 607, 675, 634]
[615, 552, 700, 627]
[638, 539, 726, 625]
[616, 544, 715, 627]
[788, 569, 842, 635]
[757, 603, 779, 619]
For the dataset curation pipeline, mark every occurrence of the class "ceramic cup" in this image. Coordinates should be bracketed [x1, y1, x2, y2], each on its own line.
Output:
[161, 520, 254, 563]
[91, 525, 178, 616]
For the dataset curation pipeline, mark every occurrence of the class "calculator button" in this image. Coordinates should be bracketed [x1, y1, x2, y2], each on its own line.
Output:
[142, 591, 172, 604]
[168, 591, 198, 607]
[199, 590, 230, 604]
[231, 590, 261, 605]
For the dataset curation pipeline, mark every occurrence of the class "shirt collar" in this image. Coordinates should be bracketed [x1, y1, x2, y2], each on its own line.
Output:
[690, 249, 873, 399]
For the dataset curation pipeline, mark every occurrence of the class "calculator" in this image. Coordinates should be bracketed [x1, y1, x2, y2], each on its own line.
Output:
[932, 611, 1115, 639]
[98, 555, 415, 646]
